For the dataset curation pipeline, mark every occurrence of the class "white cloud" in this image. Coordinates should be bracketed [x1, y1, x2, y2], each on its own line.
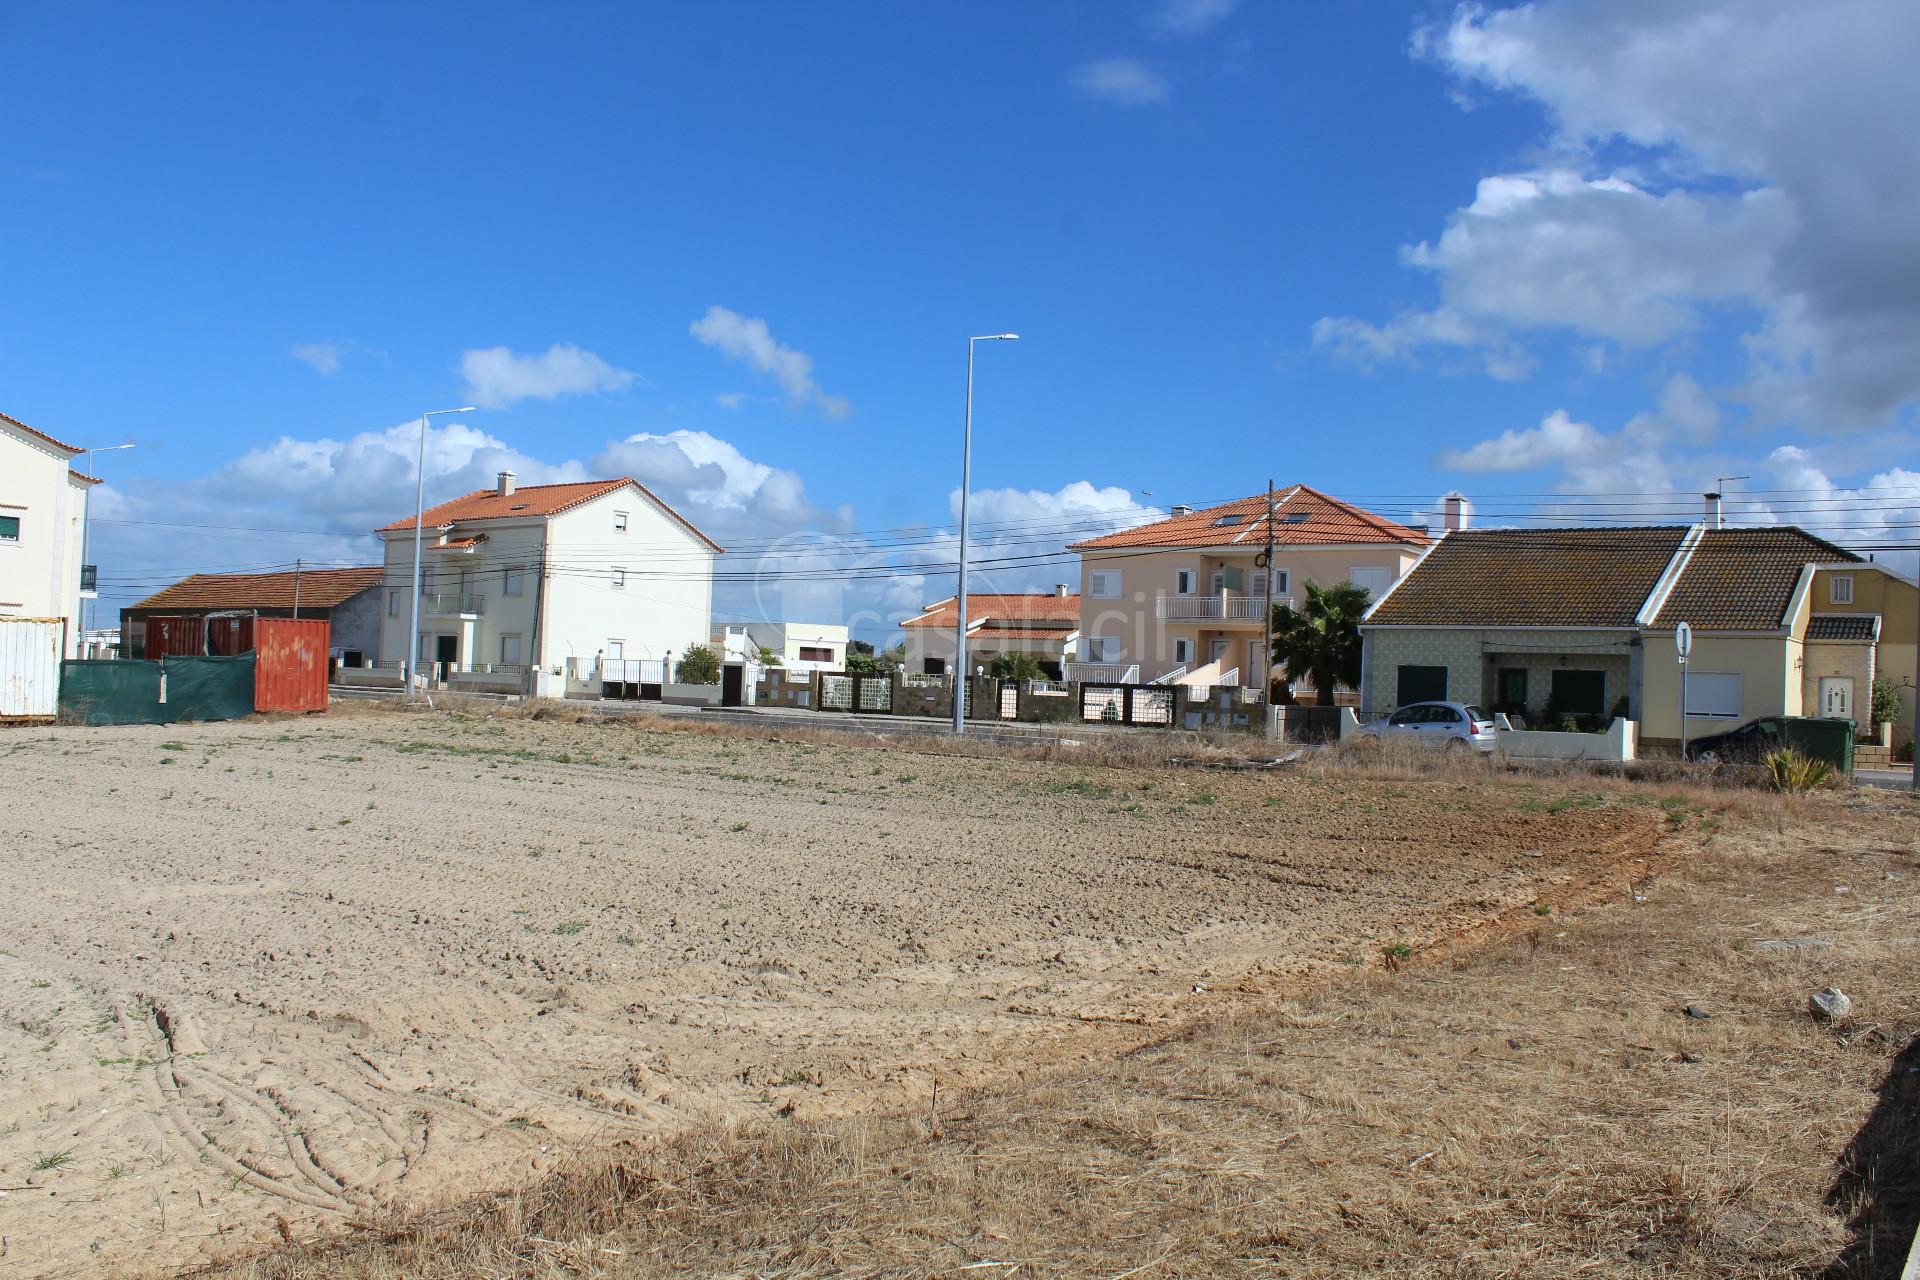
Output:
[1325, 0, 1920, 429]
[458, 343, 640, 409]
[689, 306, 851, 419]
[1148, 0, 1238, 37]
[291, 341, 344, 375]
[1068, 58, 1171, 106]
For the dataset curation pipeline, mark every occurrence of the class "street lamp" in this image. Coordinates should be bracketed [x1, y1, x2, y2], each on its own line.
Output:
[953, 333, 1019, 735]
[405, 407, 477, 699]
[75, 443, 135, 642]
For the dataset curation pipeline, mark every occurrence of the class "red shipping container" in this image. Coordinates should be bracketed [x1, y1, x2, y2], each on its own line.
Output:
[145, 616, 206, 658]
[254, 618, 331, 713]
[206, 616, 255, 656]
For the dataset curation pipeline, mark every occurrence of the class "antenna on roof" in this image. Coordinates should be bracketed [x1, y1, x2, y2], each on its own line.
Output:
[1708, 475, 1750, 529]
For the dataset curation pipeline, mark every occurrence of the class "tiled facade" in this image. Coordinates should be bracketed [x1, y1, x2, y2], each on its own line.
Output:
[1363, 628, 1635, 721]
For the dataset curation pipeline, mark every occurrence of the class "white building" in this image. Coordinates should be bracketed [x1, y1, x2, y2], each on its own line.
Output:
[1, 411, 98, 657]
[711, 621, 849, 674]
[376, 472, 721, 683]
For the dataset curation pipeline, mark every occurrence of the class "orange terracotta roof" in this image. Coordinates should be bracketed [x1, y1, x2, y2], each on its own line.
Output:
[900, 593, 1081, 629]
[131, 567, 386, 612]
[1069, 485, 1427, 552]
[69, 470, 104, 485]
[377, 478, 723, 553]
[1, 409, 83, 455]
[437, 534, 489, 550]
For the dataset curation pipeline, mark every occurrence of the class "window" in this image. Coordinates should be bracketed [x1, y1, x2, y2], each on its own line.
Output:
[1549, 669, 1606, 717]
[500, 633, 523, 665]
[1088, 636, 1120, 662]
[1210, 513, 1247, 527]
[613, 511, 629, 533]
[502, 567, 524, 597]
[1174, 569, 1196, 595]
[1396, 665, 1447, 705]
[1280, 511, 1311, 524]
[1830, 574, 1854, 604]
[1685, 672, 1742, 719]
[1089, 570, 1121, 598]
[387, 590, 400, 617]
[1271, 568, 1290, 596]
[1349, 566, 1392, 598]
[611, 567, 626, 589]
[1173, 638, 1193, 664]
[799, 646, 833, 662]
[1210, 570, 1226, 594]
[0, 514, 19, 543]
[606, 639, 624, 660]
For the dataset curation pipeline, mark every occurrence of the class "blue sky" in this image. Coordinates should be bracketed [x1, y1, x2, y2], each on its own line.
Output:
[5, 0, 1917, 640]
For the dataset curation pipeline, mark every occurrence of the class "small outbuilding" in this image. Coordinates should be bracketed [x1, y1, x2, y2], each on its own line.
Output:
[122, 566, 385, 664]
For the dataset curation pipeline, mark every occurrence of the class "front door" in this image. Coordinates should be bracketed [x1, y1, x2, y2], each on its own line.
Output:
[1820, 676, 1854, 719]
[1498, 667, 1527, 713]
[1210, 638, 1230, 666]
[721, 664, 744, 707]
[435, 634, 458, 678]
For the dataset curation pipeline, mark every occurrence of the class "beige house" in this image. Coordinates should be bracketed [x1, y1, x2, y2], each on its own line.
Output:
[1067, 485, 1431, 687]
[1364, 524, 1899, 751]
[900, 589, 1080, 678]
[1805, 562, 1916, 749]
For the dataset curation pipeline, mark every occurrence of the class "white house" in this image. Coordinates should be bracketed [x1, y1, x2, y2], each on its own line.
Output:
[1, 411, 98, 657]
[375, 471, 721, 684]
[712, 621, 849, 674]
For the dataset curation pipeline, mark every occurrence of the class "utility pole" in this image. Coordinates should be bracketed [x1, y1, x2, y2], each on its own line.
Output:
[1263, 478, 1276, 701]
[292, 558, 302, 619]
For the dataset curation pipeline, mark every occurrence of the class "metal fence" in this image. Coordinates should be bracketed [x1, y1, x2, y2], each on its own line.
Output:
[1079, 683, 1175, 726]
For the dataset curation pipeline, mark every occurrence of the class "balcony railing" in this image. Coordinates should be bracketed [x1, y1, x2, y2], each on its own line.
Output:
[1156, 593, 1289, 621]
[423, 592, 485, 616]
[79, 564, 98, 593]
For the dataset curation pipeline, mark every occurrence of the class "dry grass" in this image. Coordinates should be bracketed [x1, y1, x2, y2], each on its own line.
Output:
[190, 771, 1920, 1279]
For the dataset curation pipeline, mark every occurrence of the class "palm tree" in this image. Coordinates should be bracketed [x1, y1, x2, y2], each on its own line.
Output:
[986, 651, 1046, 681]
[1270, 581, 1370, 706]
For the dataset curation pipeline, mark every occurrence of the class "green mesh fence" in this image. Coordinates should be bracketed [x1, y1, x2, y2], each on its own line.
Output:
[58, 660, 169, 725]
[161, 654, 257, 722]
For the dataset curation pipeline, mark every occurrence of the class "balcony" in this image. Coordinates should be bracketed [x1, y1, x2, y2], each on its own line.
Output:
[423, 592, 485, 617]
[79, 564, 97, 597]
[1155, 592, 1289, 623]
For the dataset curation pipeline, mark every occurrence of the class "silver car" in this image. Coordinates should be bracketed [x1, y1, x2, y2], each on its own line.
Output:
[1356, 701, 1498, 752]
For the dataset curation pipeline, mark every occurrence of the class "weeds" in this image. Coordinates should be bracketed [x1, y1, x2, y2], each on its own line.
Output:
[1766, 747, 1835, 794]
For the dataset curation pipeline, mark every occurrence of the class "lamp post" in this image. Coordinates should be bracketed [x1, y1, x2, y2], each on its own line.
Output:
[75, 443, 135, 644]
[405, 407, 477, 699]
[953, 334, 1019, 734]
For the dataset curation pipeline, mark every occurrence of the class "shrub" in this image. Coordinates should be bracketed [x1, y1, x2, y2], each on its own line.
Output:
[986, 652, 1046, 681]
[1764, 747, 1833, 794]
[674, 645, 722, 685]
[1871, 677, 1901, 727]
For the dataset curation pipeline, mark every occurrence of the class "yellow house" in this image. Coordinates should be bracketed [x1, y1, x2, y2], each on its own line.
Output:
[1364, 525, 1894, 753]
[1067, 485, 1431, 688]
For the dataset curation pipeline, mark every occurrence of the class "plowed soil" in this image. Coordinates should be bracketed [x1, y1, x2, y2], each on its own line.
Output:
[0, 710, 1681, 1277]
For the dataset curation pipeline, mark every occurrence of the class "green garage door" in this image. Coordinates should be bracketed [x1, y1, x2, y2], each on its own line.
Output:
[1396, 664, 1447, 705]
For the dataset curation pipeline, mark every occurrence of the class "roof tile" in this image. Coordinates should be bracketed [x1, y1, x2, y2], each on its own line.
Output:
[1650, 528, 1860, 630]
[131, 567, 385, 612]
[377, 479, 723, 553]
[901, 593, 1080, 629]
[1069, 484, 1427, 551]
[1367, 527, 1691, 627]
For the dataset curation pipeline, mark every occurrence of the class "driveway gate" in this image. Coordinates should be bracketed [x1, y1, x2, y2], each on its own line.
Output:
[1079, 683, 1175, 725]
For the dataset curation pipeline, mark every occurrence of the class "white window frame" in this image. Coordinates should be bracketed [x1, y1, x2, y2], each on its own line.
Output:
[1089, 570, 1122, 599]
[387, 589, 400, 617]
[1174, 568, 1196, 596]
[1173, 637, 1193, 665]
[1829, 574, 1854, 604]
[1210, 569, 1225, 594]
[502, 567, 524, 597]
[0, 510, 21, 545]
[500, 633, 523, 665]
[1088, 636, 1121, 662]
[1349, 565, 1392, 597]
[1684, 672, 1742, 720]
[606, 638, 624, 660]
[613, 510, 629, 534]
[611, 566, 626, 590]
[1272, 568, 1290, 596]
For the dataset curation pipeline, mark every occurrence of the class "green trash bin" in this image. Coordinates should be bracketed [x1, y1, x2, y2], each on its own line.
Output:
[1782, 716, 1857, 774]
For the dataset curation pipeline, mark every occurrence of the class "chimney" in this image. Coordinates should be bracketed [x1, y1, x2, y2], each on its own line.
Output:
[497, 471, 516, 498]
[1055, 583, 1069, 598]
[1171, 503, 1193, 517]
[1704, 491, 1722, 529]
[1442, 492, 1473, 532]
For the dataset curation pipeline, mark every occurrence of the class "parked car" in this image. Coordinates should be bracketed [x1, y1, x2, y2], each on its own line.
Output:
[1356, 701, 1498, 752]
[1686, 715, 1857, 769]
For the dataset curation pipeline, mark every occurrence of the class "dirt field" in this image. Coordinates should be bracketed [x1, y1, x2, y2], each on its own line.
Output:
[0, 707, 1688, 1276]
